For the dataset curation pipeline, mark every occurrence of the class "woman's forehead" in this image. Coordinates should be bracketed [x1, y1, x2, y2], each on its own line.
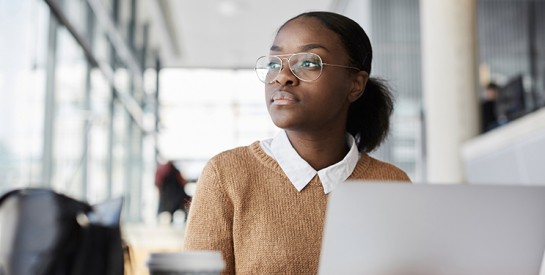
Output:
[272, 17, 342, 53]
[277, 17, 332, 40]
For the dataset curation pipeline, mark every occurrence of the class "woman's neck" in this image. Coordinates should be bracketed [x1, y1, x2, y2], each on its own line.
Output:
[285, 130, 349, 171]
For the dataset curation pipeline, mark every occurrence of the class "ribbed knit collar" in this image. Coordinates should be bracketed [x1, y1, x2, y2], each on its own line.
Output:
[260, 130, 360, 194]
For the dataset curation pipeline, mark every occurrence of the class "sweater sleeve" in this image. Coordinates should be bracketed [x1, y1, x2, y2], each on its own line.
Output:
[182, 158, 235, 274]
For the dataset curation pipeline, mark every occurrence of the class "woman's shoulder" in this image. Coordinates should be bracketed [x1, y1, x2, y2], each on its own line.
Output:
[205, 141, 276, 169]
[207, 141, 262, 162]
[197, 141, 282, 193]
[356, 154, 411, 182]
[197, 143, 261, 190]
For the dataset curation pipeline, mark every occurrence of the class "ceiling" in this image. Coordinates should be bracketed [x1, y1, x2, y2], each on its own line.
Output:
[150, 0, 343, 69]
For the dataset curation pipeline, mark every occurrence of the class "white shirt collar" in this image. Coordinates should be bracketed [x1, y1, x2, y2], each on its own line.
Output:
[260, 130, 360, 194]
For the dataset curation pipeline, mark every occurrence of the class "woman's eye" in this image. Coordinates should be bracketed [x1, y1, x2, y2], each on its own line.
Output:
[300, 60, 320, 68]
[268, 62, 281, 70]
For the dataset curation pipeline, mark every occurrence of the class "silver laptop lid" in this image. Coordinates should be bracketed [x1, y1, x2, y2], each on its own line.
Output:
[319, 182, 545, 275]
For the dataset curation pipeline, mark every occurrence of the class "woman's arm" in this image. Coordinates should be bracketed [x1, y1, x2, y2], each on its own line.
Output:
[182, 159, 235, 274]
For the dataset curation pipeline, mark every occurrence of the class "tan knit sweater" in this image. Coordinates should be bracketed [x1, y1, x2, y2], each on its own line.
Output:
[183, 141, 410, 274]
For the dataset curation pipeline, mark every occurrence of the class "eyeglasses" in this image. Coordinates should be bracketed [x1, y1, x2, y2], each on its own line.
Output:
[254, 52, 360, 83]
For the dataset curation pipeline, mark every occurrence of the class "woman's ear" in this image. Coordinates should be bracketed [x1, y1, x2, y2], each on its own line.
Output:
[348, 71, 369, 102]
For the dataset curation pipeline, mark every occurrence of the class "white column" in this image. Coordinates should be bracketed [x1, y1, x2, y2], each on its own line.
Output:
[420, 0, 480, 183]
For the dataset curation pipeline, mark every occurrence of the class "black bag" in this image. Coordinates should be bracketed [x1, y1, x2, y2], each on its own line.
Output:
[0, 188, 124, 275]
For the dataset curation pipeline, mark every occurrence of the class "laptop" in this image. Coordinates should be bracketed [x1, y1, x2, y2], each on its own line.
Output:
[318, 181, 545, 275]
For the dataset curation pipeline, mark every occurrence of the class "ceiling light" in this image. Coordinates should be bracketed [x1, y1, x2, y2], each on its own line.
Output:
[217, 1, 239, 17]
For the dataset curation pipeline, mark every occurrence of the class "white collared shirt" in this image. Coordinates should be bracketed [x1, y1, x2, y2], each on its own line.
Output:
[260, 130, 360, 194]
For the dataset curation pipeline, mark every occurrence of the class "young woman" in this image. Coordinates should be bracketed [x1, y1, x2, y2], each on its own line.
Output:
[183, 11, 410, 274]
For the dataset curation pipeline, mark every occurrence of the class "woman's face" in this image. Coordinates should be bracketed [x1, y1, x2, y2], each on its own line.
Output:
[265, 17, 364, 133]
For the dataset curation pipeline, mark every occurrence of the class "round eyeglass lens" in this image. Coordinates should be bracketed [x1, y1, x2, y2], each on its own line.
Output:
[288, 53, 323, 82]
[255, 56, 282, 83]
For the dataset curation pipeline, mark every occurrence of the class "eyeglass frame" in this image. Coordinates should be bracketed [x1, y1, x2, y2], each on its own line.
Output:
[254, 52, 361, 83]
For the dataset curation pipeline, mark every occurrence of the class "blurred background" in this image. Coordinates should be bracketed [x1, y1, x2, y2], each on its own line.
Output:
[1, 0, 545, 273]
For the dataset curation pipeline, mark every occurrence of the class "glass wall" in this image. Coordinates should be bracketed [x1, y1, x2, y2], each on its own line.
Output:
[0, 0, 158, 222]
[477, 0, 545, 123]
[0, 0, 49, 188]
[368, 0, 423, 181]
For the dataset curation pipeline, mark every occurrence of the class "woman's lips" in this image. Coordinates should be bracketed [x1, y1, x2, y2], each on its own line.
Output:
[271, 90, 298, 105]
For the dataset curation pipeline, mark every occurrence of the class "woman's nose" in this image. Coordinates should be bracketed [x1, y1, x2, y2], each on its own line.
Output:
[273, 62, 299, 86]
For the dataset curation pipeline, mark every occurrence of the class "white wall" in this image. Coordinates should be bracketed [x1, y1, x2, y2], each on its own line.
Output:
[463, 108, 545, 185]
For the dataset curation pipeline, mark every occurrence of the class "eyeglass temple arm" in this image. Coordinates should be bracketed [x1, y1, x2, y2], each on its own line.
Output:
[322, 63, 360, 71]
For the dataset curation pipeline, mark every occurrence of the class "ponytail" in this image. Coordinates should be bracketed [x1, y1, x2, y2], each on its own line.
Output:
[347, 77, 394, 152]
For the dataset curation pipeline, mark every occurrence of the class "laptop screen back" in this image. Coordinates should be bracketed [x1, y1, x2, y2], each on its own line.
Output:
[318, 182, 545, 275]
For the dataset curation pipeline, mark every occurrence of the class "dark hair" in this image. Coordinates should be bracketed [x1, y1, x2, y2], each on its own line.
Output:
[281, 11, 394, 153]
[486, 81, 499, 90]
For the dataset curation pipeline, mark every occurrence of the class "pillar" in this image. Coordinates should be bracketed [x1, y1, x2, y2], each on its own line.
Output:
[420, 0, 480, 183]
